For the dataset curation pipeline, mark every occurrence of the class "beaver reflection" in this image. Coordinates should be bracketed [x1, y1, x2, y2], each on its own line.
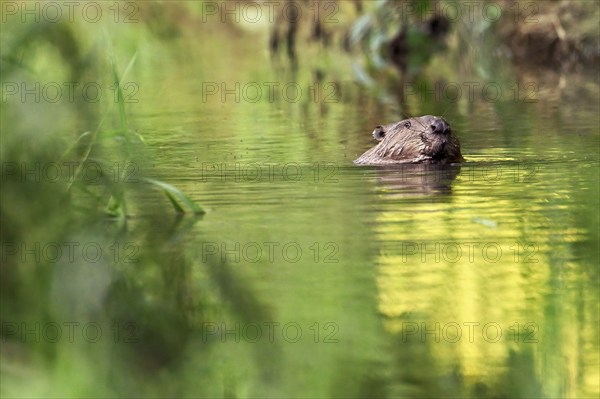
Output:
[372, 163, 461, 195]
[354, 115, 464, 165]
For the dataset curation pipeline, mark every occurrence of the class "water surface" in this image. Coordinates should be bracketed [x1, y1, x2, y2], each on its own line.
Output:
[2, 9, 599, 399]
[124, 32, 599, 397]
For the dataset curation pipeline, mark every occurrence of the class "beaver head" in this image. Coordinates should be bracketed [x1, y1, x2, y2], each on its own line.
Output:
[354, 115, 464, 165]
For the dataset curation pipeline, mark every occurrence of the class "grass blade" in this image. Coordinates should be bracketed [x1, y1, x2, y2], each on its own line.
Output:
[112, 51, 138, 131]
[143, 178, 205, 215]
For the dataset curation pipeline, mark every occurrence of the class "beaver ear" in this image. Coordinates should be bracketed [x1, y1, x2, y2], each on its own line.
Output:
[372, 126, 386, 141]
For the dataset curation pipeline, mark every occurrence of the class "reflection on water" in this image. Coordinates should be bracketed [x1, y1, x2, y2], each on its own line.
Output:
[2, 6, 599, 398]
[365, 164, 462, 195]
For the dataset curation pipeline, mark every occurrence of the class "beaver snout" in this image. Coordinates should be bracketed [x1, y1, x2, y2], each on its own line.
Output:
[430, 118, 450, 134]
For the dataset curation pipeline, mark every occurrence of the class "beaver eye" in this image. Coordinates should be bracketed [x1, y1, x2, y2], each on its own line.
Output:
[404, 121, 411, 128]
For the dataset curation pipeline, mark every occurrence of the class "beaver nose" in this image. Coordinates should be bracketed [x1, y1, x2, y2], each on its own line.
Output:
[431, 119, 450, 134]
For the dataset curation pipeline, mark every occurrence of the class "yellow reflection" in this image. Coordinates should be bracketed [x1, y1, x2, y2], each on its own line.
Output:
[373, 183, 598, 396]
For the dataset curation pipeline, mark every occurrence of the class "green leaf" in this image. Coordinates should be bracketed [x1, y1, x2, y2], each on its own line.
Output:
[143, 178, 205, 215]
[164, 190, 185, 213]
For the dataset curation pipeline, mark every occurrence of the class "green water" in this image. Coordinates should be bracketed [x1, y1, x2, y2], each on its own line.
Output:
[1, 3, 599, 398]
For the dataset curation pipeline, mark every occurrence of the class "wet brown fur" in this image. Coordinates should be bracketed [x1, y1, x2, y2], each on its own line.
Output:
[354, 115, 464, 165]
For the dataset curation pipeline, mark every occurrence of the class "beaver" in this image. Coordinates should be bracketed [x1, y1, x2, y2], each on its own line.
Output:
[354, 115, 464, 165]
